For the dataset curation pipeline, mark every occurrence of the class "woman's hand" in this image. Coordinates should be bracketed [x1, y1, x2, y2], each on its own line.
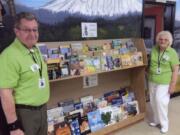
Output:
[168, 82, 176, 94]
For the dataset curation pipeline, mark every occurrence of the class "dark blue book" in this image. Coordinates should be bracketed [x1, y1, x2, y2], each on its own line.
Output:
[65, 112, 81, 135]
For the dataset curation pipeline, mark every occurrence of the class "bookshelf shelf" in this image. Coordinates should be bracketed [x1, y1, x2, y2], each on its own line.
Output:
[46, 58, 61, 64]
[46, 38, 147, 134]
[90, 113, 145, 135]
[49, 64, 147, 83]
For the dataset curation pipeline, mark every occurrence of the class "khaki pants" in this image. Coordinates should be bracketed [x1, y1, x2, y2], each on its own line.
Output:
[16, 104, 47, 135]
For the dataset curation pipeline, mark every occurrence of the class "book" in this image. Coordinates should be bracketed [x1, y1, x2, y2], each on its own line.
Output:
[48, 121, 54, 135]
[60, 63, 70, 77]
[104, 90, 120, 103]
[83, 102, 97, 115]
[69, 109, 84, 117]
[48, 48, 60, 59]
[47, 107, 64, 123]
[83, 57, 97, 74]
[99, 106, 112, 125]
[71, 42, 83, 55]
[119, 44, 129, 55]
[87, 110, 104, 132]
[54, 122, 71, 135]
[102, 43, 111, 50]
[131, 52, 143, 65]
[106, 55, 114, 70]
[124, 100, 139, 116]
[111, 97, 123, 107]
[79, 115, 91, 135]
[112, 39, 122, 49]
[80, 95, 94, 105]
[121, 54, 132, 66]
[70, 55, 81, 75]
[58, 99, 74, 115]
[65, 113, 81, 135]
[126, 40, 137, 53]
[37, 43, 48, 60]
[111, 106, 123, 123]
[94, 98, 108, 109]
[74, 102, 83, 110]
[59, 44, 71, 60]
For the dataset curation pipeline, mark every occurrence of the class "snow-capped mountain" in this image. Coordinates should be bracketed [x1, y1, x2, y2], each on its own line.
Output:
[41, 0, 142, 17]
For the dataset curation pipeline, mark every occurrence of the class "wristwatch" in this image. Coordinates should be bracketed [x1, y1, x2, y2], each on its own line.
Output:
[8, 119, 21, 131]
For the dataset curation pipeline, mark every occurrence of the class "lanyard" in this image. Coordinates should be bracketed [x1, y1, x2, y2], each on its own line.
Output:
[29, 49, 43, 79]
[157, 48, 166, 68]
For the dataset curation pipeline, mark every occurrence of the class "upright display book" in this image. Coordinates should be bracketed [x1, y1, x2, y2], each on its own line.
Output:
[71, 42, 83, 55]
[79, 115, 91, 135]
[58, 99, 74, 115]
[59, 44, 71, 60]
[65, 113, 81, 135]
[131, 52, 143, 65]
[87, 110, 104, 132]
[37, 43, 48, 60]
[48, 48, 60, 59]
[47, 107, 64, 123]
[54, 122, 71, 135]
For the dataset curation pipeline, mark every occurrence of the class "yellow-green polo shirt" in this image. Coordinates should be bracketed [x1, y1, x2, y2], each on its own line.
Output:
[148, 46, 179, 84]
[0, 38, 49, 106]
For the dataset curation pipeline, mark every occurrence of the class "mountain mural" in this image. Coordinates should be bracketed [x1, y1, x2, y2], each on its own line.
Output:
[41, 0, 142, 16]
[2, 0, 143, 42]
[13, 0, 142, 24]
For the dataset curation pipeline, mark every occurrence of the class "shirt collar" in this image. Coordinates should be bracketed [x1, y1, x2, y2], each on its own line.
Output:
[155, 45, 171, 52]
[14, 38, 38, 55]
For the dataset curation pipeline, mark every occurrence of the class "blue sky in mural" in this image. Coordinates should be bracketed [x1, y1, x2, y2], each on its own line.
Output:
[15, 0, 142, 10]
[15, 0, 51, 8]
[176, 0, 180, 21]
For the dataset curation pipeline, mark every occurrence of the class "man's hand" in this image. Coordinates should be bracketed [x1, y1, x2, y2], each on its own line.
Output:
[10, 129, 24, 135]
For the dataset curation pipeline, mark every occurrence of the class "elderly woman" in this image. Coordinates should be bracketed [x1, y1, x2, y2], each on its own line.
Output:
[148, 31, 179, 133]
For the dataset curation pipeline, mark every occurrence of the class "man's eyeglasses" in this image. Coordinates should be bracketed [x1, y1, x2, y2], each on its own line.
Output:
[17, 28, 38, 33]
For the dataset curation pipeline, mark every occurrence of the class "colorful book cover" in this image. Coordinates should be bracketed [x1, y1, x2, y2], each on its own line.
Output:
[124, 100, 139, 116]
[70, 55, 81, 75]
[71, 42, 83, 55]
[87, 110, 104, 132]
[121, 54, 132, 66]
[74, 102, 83, 110]
[48, 48, 60, 59]
[126, 40, 137, 53]
[37, 43, 48, 55]
[65, 113, 81, 135]
[58, 99, 74, 115]
[59, 44, 71, 59]
[79, 115, 91, 135]
[99, 106, 112, 125]
[37, 43, 48, 60]
[104, 90, 120, 103]
[47, 107, 64, 123]
[131, 52, 143, 65]
[54, 122, 71, 135]
[112, 39, 122, 49]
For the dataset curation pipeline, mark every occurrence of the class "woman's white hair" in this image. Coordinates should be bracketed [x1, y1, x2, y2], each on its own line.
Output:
[156, 31, 173, 46]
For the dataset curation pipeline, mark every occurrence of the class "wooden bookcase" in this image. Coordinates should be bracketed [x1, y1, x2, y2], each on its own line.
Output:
[44, 38, 147, 134]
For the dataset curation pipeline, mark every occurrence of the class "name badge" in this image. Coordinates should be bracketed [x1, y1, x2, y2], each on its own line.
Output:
[156, 68, 161, 74]
[39, 78, 46, 89]
[31, 64, 40, 72]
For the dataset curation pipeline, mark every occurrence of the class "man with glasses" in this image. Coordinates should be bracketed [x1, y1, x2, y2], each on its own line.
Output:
[0, 12, 49, 135]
